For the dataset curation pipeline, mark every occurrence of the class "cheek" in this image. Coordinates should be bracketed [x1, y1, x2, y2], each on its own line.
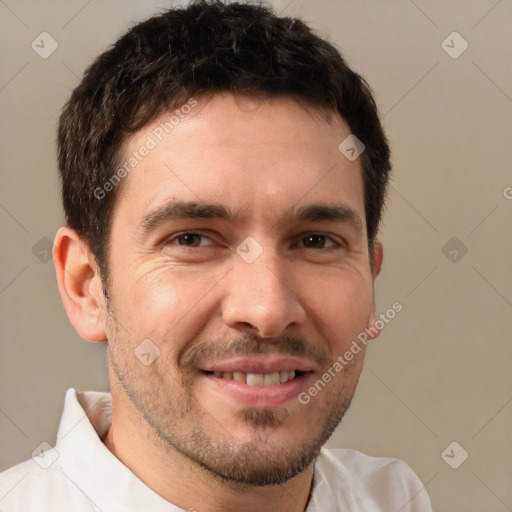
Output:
[131, 268, 183, 315]
[121, 265, 219, 346]
[309, 270, 374, 350]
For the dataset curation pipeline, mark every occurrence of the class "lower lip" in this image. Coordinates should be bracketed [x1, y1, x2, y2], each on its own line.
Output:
[200, 372, 311, 408]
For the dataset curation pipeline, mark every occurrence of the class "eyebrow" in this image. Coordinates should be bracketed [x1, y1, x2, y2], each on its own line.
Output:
[137, 200, 363, 238]
[294, 204, 362, 231]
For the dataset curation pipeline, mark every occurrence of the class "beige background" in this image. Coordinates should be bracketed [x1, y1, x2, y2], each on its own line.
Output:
[1, 1, 511, 510]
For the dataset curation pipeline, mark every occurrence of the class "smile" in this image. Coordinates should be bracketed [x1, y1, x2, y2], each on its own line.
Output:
[198, 357, 316, 408]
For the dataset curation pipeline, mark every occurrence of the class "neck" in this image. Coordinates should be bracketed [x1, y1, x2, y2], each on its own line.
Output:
[103, 390, 314, 512]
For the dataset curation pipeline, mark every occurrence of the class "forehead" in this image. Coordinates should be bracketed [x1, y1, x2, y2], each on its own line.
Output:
[111, 93, 365, 232]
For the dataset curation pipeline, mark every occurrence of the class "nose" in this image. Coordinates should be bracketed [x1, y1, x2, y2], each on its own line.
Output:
[222, 246, 307, 338]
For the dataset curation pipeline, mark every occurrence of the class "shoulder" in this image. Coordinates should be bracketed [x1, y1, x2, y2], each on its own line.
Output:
[314, 448, 433, 511]
[0, 456, 92, 512]
[318, 447, 417, 476]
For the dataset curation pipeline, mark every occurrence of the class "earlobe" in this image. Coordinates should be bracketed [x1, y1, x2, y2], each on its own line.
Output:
[52, 227, 108, 343]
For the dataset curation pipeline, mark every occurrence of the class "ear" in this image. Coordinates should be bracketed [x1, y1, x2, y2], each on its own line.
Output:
[53, 226, 108, 342]
[365, 240, 384, 340]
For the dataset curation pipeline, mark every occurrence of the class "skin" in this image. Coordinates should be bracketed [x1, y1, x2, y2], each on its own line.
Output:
[53, 93, 383, 512]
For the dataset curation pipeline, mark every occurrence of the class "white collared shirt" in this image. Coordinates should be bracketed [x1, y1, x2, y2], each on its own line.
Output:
[0, 388, 432, 511]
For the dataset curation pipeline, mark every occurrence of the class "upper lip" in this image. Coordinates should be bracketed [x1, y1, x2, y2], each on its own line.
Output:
[199, 356, 316, 374]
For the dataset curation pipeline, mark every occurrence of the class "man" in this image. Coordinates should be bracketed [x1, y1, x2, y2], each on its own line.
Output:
[0, 1, 432, 510]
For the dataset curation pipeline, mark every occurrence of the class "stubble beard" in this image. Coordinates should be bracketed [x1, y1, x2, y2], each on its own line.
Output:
[106, 324, 360, 487]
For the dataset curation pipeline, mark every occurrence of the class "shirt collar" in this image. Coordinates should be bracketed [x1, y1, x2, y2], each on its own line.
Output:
[56, 388, 181, 512]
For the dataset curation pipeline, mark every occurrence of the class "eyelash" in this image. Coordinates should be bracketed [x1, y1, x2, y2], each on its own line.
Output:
[165, 232, 343, 250]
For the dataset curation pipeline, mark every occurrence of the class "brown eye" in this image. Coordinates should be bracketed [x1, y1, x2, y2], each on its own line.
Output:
[173, 233, 205, 247]
[300, 234, 335, 249]
[168, 233, 211, 247]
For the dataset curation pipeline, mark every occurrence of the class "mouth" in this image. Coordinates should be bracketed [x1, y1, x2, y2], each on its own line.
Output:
[198, 357, 315, 408]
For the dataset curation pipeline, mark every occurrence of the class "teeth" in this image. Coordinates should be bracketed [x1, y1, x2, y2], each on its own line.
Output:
[247, 374, 264, 386]
[211, 370, 299, 386]
[264, 372, 280, 386]
[233, 371, 245, 383]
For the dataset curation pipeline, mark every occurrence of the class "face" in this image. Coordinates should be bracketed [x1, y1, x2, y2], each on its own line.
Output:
[102, 93, 379, 485]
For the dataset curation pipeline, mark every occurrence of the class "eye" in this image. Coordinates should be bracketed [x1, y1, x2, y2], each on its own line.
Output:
[167, 232, 214, 248]
[298, 234, 340, 249]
